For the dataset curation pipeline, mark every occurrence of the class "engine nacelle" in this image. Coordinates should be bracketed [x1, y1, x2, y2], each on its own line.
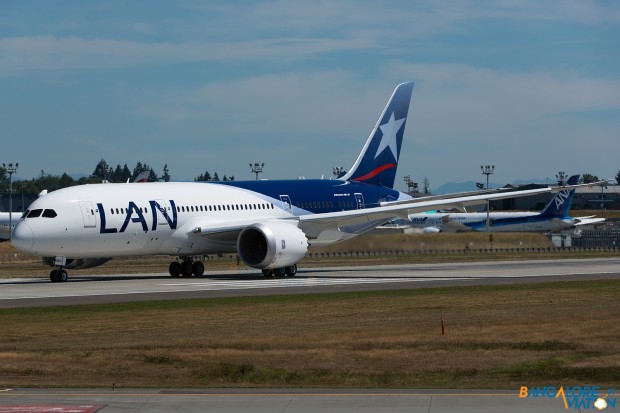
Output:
[422, 227, 441, 233]
[237, 222, 308, 269]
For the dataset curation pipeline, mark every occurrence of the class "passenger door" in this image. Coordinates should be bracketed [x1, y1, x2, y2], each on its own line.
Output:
[79, 201, 97, 228]
[354, 193, 365, 209]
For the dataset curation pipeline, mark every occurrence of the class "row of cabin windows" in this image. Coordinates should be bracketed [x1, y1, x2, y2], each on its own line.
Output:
[295, 200, 357, 210]
[109, 203, 275, 215]
[177, 203, 275, 213]
[23, 209, 58, 219]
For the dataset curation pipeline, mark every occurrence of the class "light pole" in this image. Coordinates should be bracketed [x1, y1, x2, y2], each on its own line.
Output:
[599, 182, 608, 218]
[3, 162, 18, 241]
[556, 171, 566, 186]
[20, 183, 27, 212]
[480, 165, 494, 189]
[332, 166, 344, 179]
[480, 165, 494, 233]
[250, 162, 264, 180]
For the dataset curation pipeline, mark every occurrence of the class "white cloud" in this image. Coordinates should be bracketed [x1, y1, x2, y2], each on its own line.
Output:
[0, 35, 376, 75]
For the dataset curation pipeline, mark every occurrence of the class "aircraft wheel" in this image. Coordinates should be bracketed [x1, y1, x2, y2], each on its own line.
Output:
[274, 267, 286, 277]
[59, 270, 68, 282]
[50, 269, 59, 283]
[192, 261, 205, 277]
[169, 262, 181, 277]
[285, 264, 297, 277]
[262, 269, 274, 277]
[180, 261, 193, 277]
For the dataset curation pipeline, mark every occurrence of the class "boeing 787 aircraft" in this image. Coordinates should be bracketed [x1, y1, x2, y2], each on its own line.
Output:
[11, 82, 553, 282]
[408, 175, 605, 233]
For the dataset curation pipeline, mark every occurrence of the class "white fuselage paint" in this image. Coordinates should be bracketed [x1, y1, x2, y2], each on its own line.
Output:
[14, 182, 290, 258]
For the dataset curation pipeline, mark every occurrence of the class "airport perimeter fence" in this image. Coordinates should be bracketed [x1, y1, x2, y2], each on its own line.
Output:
[570, 229, 620, 249]
[2, 245, 619, 264]
[303, 246, 620, 259]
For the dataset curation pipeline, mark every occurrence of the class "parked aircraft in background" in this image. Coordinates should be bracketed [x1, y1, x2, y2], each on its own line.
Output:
[408, 175, 605, 233]
[0, 212, 15, 241]
[11, 82, 554, 282]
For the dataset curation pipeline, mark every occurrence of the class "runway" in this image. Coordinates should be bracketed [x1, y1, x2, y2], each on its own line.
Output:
[1, 258, 619, 308]
[0, 388, 574, 412]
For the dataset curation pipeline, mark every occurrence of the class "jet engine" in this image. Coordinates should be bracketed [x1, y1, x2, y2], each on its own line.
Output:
[237, 222, 308, 269]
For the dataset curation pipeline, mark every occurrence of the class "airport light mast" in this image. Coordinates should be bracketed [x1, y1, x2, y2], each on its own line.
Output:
[20, 183, 27, 213]
[556, 171, 567, 186]
[481, 165, 494, 189]
[332, 166, 345, 179]
[3, 162, 18, 241]
[250, 162, 264, 180]
[480, 165, 494, 233]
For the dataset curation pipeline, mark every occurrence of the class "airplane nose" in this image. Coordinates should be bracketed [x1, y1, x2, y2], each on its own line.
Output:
[11, 222, 34, 251]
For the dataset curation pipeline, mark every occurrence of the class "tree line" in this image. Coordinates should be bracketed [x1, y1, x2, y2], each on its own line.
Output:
[0, 162, 617, 195]
[0, 159, 236, 194]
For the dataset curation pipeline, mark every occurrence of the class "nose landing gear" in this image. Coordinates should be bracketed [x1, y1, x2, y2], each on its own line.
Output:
[49, 256, 68, 283]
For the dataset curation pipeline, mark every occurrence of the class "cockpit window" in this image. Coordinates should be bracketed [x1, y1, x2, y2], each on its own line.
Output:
[22, 210, 30, 219]
[27, 209, 43, 218]
[42, 209, 57, 218]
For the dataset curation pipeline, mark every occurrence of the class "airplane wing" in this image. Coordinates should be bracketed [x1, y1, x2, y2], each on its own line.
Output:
[298, 187, 551, 242]
[189, 187, 551, 246]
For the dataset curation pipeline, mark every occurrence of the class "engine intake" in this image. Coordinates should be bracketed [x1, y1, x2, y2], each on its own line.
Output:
[237, 222, 308, 269]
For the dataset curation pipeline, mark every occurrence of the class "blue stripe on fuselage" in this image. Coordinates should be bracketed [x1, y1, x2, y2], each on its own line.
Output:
[466, 214, 558, 230]
[214, 179, 404, 215]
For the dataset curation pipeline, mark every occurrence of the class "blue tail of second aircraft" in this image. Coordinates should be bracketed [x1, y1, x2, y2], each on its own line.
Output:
[539, 175, 579, 218]
[341, 82, 414, 189]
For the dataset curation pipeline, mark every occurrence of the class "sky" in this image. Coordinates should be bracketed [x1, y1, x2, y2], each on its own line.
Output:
[1, 0, 619, 192]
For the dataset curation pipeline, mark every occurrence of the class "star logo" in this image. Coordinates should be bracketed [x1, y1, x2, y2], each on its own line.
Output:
[374, 112, 406, 160]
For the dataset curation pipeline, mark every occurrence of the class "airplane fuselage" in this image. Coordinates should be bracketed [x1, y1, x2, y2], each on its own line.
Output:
[15, 180, 406, 258]
[409, 212, 574, 233]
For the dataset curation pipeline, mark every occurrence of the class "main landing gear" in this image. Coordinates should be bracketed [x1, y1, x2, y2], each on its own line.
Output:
[50, 268, 68, 283]
[168, 258, 205, 277]
[262, 264, 297, 277]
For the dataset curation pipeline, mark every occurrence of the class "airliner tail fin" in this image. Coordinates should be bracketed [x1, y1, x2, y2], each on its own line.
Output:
[341, 82, 414, 188]
[540, 175, 579, 218]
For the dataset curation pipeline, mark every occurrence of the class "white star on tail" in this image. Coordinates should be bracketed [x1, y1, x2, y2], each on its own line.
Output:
[374, 112, 406, 160]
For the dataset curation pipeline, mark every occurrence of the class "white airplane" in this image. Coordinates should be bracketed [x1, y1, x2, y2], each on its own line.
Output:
[11, 82, 553, 282]
[408, 175, 605, 233]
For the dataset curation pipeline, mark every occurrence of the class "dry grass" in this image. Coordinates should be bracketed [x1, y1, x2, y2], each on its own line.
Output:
[0, 281, 618, 388]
